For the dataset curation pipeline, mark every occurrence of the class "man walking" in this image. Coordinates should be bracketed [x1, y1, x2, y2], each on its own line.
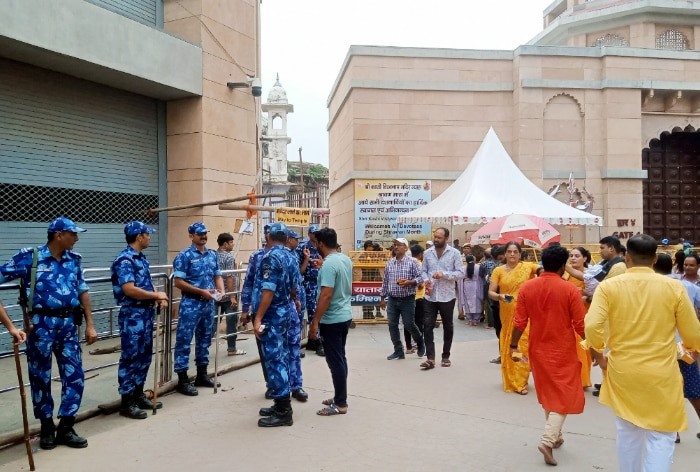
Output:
[509, 246, 587, 466]
[216, 232, 244, 356]
[0, 217, 97, 449]
[172, 222, 224, 396]
[111, 221, 168, 419]
[380, 237, 425, 360]
[310, 228, 353, 416]
[586, 234, 700, 472]
[252, 223, 299, 427]
[420, 227, 464, 369]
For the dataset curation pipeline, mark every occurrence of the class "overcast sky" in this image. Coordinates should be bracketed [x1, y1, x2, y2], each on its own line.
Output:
[260, 0, 555, 166]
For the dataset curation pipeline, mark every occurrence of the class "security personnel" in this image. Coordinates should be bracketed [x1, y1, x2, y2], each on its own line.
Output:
[296, 224, 325, 356]
[253, 222, 299, 427]
[0, 216, 97, 450]
[173, 222, 224, 396]
[285, 229, 308, 401]
[111, 221, 168, 419]
[241, 224, 273, 397]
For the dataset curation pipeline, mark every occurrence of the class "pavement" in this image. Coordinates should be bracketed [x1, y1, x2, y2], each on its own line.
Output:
[1, 322, 699, 471]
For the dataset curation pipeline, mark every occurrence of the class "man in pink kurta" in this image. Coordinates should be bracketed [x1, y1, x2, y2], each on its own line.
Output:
[510, 245, 587, 466]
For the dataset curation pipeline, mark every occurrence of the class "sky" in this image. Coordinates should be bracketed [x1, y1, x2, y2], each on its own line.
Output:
[260, 0, 555, 166]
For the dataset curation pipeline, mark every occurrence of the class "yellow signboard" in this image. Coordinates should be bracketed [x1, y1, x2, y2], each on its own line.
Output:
[276, 207, 311, 226]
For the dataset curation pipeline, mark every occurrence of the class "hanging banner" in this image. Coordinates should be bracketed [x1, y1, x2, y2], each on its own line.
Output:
[354, 179, 432, 249]
[276, 207, 311, 226]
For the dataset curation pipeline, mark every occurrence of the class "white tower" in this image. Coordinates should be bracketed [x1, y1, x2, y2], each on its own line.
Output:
[261, 74, 294, 183]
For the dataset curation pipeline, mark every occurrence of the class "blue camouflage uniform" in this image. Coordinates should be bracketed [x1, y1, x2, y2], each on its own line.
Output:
[252, 243, 298, 399]
[295, 229, 321, 324]
[111, 241, 157, 396]
[0, 240, 88, 420]
[285, 244, 304, 391]
[173, 242, 221, 373]
[242, 246, 270, 382]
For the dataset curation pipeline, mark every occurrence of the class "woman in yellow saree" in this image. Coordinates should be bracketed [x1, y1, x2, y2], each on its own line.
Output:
[488, 241, 539, 394]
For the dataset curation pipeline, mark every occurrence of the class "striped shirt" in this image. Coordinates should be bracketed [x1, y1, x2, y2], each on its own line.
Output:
[380, 255, 423, 298]
[421, 245, 464, 302]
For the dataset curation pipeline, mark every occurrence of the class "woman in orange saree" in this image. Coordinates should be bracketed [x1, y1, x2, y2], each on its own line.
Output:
[488, 241, 539, 394]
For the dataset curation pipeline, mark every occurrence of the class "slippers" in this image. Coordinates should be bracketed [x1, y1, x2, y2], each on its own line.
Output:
[517, 388, 528, 395]
[228, 349, 247, 356]
[441, 359, 451, 367]
[321, 398, 335, 406]
[420, 360, 435, 370]
[316, 404, 347, 416]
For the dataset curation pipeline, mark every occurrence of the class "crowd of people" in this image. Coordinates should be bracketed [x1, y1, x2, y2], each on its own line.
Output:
[2, 218, 700, 471]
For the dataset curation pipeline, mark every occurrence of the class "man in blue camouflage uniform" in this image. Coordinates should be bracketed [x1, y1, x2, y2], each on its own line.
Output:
[296, 224, 325, 356]
[0, 217, 97, 450]
[111, 221, 168, 419]
[253, 222, 299, 427]
[241, 224, 273, 397]
[285, 229, 308, 401]
[173, 222, 224, 396]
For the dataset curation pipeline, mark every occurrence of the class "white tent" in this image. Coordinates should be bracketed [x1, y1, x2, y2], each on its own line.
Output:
[397, 128, 603, 226]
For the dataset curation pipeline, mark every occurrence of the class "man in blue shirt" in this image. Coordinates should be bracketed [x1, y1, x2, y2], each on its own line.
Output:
[0, 216, 97, 450]
[252, 222, 299, 427]
[173, 222, 224, 396]
[111, 221, 169, 419]
[296, 224, 325, 356]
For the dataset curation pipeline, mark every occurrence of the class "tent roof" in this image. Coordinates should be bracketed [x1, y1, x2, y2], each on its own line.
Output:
[397, 128, 603, 226]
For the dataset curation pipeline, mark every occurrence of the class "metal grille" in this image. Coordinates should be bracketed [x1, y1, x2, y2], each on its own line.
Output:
[0, 183, 158, 224]
[591, 33, 629, 47]
[656, 29, 690, 50]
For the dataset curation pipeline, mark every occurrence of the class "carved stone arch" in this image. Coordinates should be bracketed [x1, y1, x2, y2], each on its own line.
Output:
[591, 33, 629, 47]
[656, 29, 690, 50]
[545, 92, 584, 117]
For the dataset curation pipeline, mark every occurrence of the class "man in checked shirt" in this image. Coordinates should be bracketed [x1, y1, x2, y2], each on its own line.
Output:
[379, 238, 425, 360]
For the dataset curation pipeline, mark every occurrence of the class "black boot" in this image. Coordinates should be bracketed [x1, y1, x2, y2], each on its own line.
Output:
[55, 416, 88, 448]
[316, 339, 326, 357]
[258, 404, 275, 417]
[134, 384, 162, 410]
[193, 365, 221, 388]
[119, 392, 147, 420]
[258, 398, 293, 427]
[306, 338, 317, 351]
[39, 418, 56, 450]
[176, 371, 198, 396]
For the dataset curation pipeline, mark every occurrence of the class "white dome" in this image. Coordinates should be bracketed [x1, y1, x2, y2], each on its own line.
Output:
[267, 73, 288, 104]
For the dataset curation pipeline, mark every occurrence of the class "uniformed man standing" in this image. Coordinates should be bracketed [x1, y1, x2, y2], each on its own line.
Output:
[285, 229, 308, 401]
[296, 224, 325, 356]
[111, 221, 168, 419]
[253, 222, 299, 427]
[0, 217, 97, 449]
[173, 222, 224, 396]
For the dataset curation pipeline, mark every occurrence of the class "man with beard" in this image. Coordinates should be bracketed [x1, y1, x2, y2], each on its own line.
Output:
[172, 222, 224, 396]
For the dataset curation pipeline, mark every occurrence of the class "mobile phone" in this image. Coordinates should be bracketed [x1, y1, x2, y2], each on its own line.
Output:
[504, 295, 514, 303]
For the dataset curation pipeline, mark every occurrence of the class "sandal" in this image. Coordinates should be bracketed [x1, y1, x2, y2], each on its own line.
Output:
[321, 398, 335, 406]
[227, 349, 247, 356]
[420, 360, 435, 370]
[441, 359, 451, 367]
[516, 388, 528, 395]
[316, 404, 347, 416]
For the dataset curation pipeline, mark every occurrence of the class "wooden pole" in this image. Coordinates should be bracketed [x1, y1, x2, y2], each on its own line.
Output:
[218, 203, 329, 215]
[146, 193, 287, 215]
[14, 343, 35, 471]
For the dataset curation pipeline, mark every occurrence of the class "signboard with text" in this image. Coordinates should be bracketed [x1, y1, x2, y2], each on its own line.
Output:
[276, 207, 311, 226]
[351, 282, 382, 306]
[354, 179, 432, 249]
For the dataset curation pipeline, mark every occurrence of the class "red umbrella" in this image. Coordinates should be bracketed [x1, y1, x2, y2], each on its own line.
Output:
[470, 214, 560, 248]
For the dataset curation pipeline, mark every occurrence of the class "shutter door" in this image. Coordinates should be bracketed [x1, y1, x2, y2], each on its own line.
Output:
[0, 59, 163, 343]
[86, 0, 159, 27]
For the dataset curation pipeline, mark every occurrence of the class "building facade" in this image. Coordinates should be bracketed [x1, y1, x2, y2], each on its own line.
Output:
[0, 0, 260, 266]
[327, 0, 700, 248]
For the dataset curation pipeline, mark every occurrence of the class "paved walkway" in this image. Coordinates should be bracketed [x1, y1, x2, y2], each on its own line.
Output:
[1, 323, 699, 471]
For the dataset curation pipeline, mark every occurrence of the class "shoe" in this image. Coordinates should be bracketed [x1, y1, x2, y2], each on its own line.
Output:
[193, 365, 221, 388]
[594, 383, 602, 390]
[39, 418, 56, 450]
[119, 393, 148, 420]
[387, 351, 405, 360]
[265, 388, 274, 400]
[258, 399, 293, 427]
[676, 433, 681, 444]
[417, 341, 426, 358]
[292, 389, 308, 402]
[176, 371, 198, 396]
[134, 384, 162, 410]
[259, 404, 275, 417]
[489, 356, 501, 364]
[300, 351, 306, 358]
[592, 390, 600, 397]
[316, 344, 326, 357]
[55, 417, 88, 449]
[458, 313, 465, 320]
[306, 339, 318, 351]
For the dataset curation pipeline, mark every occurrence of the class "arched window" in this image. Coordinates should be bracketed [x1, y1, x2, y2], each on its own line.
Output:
[591, 33, 629, 47]
[656, 29, 690, 50]
[272, 115, 282, 130]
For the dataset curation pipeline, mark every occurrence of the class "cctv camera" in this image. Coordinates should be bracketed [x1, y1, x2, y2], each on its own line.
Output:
[249, 77, 262, 97]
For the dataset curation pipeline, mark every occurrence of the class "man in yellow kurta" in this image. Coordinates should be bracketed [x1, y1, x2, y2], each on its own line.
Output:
[586, 234, 700, 472]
